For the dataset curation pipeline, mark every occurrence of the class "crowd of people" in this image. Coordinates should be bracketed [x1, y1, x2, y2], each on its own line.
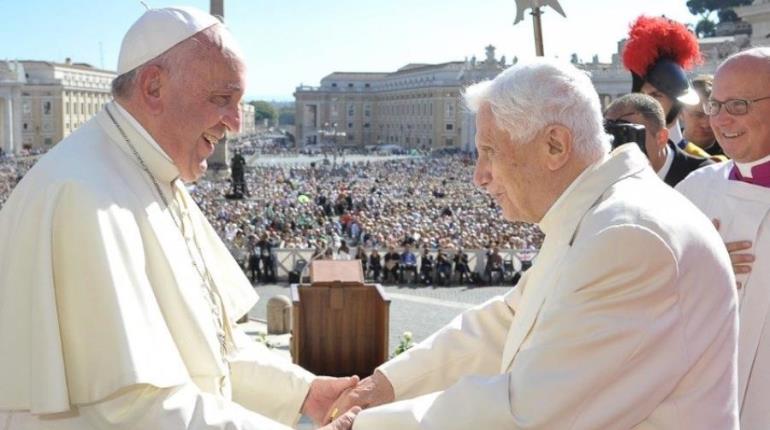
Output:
[194, 153, 544, 270]
[0, 154, 41, 207]
[0, 149, 544, 283]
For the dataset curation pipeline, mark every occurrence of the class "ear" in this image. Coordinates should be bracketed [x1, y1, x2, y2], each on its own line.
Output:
[542, 124, 573, 171]
[656, 127, 669, 149]
[135, 65, 165, 114]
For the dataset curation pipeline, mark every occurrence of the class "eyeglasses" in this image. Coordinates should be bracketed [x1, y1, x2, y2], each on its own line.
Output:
[703, 96, 770, 116]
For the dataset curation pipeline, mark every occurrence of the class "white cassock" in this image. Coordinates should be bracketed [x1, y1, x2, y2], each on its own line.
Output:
[676, 162, 770, 430]
[353, 144, 739, 430]
[0, 102, 314, 429]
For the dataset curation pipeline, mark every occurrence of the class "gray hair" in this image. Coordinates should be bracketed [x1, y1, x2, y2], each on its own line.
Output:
[605, 93, 665, 135]
[464, 58, 610, 161]
[111, 23, 244, 99]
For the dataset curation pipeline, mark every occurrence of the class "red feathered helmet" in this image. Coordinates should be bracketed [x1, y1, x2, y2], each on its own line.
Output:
[622, 16, 702, 106]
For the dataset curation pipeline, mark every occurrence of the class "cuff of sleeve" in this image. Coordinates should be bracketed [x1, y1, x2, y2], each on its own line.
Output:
[377, 357, 413, 401]
[230, 341, 315, 426]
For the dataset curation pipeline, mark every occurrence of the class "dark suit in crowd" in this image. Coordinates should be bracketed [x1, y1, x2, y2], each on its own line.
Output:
[663, 143, 713, 187]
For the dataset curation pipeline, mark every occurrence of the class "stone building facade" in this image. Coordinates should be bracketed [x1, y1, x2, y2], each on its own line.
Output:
[0, 59, 114, 154]
[737, 0, 770, 47]
[0, 59, 257, 156]
[294, 46, 507, 152]
[296, 0, 770, 155]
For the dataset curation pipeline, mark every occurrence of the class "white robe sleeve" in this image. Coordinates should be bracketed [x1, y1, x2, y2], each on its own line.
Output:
[354, 225, 692, 430]
[78, 383, 294, 430]
[377, 296, 514, 400]
[229, 328, 315, 425]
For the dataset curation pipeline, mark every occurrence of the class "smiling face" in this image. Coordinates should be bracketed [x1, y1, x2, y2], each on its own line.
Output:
[156, 41, 246, 182]
[473, 103, 545, 223]
[710, 56, 770, 163]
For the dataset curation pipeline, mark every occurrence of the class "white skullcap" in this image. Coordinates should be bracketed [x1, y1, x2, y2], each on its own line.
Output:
[117, 6, 221, 75]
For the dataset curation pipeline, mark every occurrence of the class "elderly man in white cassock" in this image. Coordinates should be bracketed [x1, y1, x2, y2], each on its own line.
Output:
[0, 6, 359, 430]
[676, 47, 770, 430]
[325, 58, 739, 429]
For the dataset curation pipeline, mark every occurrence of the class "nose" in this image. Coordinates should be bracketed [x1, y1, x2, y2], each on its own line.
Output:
[473, 155, 491, 190]
[222, 103, 242, 133]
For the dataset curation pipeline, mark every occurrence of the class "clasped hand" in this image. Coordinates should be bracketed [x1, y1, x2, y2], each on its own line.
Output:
[321, 370, 396, 426]
[301, 375, 361, 429]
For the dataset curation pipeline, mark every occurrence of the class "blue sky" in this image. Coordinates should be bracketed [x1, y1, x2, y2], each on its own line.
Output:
[1, 0, 698, 101]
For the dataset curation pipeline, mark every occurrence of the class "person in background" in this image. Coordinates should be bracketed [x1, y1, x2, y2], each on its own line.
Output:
[676, 47, 770, 430]
[399, 244, 418, 284]
[435, 249, 452, 286]
[622, 15, 713, 160]
[419, 247, 434, 285]
[605, 93, 712, 187]
[384, 245, 401, 284]
[258, 231, 277, 282]
[336, 240, 352, 261]
[484, 245, 503, 285]
[354, 246, 368, 277]
[453, 248, 470, 285]
[681, 74, 727, 159]
[369, 248, 382, 283]
[247, 233, 261, 284]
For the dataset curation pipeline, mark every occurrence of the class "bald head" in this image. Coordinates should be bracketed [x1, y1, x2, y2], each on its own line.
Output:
[719, 47, 770, 73]
[710, 48, 770, 162]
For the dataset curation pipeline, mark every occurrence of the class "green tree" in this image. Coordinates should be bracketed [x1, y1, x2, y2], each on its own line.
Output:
[717, 8, 742, 22]
[249, 100, 277, 124]
[687, 0, 752, 16]
[695, 18, 717, 37]
[686, 0, 752, 37]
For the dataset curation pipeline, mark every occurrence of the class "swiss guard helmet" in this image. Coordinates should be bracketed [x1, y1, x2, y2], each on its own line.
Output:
[622, 16, 702, 123]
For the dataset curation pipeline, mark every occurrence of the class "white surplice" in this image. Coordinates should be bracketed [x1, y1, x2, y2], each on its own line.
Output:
[0, 102, 313, 429]
[677, 162, 770, 430]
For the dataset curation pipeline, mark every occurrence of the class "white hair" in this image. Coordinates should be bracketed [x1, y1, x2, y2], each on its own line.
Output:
[464, 57, 609, 161]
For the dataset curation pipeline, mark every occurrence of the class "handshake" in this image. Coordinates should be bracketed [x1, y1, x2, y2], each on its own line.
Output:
[302, 370, 394, 430]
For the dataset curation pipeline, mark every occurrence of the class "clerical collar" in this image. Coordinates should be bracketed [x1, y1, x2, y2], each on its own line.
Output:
[656, 143, 674, 181]
[539, 151, 607, 233]
[668, 120, 685, 148]
[110, 101, 179, 184]
[735, 152, 770, 179]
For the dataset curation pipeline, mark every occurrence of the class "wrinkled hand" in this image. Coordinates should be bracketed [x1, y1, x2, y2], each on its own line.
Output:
[323, 370, 395, 424]
[319, 406, 361, 430]
[713, 218, 754, 289]
[302, 376, 359, 426]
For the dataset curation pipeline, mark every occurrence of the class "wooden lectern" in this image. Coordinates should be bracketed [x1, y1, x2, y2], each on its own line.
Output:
[290, 260, 390, 377]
